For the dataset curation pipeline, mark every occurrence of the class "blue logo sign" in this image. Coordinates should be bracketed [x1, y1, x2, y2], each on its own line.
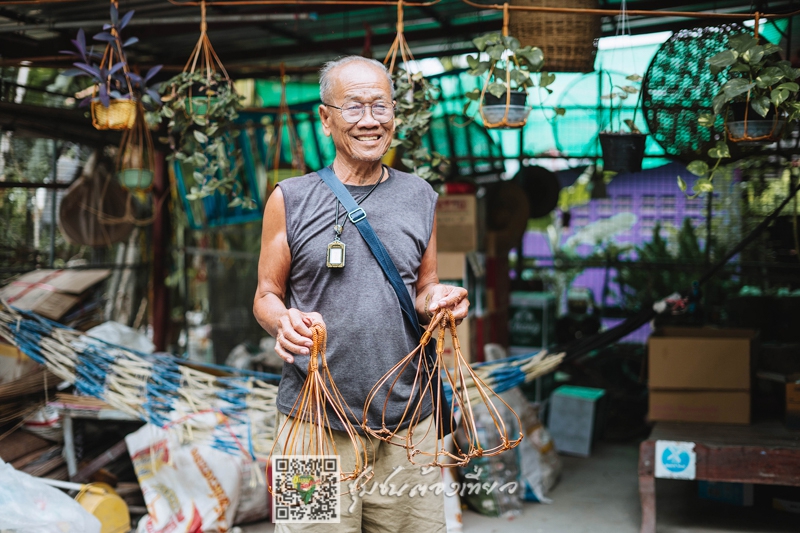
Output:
[661, 446, 690, 473]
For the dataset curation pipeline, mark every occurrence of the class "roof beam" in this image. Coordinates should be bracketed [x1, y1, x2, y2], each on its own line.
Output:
[223, 18, 501, 66]
[414, 5, 453, 32]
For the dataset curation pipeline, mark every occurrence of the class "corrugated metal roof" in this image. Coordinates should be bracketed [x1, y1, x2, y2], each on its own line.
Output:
[0, 0, 776, 76]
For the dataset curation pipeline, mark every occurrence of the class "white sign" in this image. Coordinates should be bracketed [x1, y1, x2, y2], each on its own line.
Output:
[655, 440, 696, 480]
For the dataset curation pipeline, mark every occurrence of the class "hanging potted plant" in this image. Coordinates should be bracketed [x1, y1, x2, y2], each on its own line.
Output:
[61, 5, 143, 130]
[599, 73, 647, 174]
[393, 68, 448, 180]
[464, 30, 552, 129]
[679, 31, 800, 198]
[154, 0, 247, 207]
[704, 33, 800, 144]
[381, 0, 448, 181]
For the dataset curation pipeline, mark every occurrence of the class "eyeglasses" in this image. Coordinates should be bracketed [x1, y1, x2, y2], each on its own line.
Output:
[323, 101, 395, 124]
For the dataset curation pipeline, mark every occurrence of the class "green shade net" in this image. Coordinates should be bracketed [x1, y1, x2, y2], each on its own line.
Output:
[250, 20, 790, 172]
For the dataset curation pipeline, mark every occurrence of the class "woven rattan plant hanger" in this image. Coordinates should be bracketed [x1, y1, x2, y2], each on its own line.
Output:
[363, 309, 523, 468]
[81, 103, 166, 228]
[477, 3, 528, 129]
[268, 324, 372, 498]
[167, 0, 233, 111]
[268, 63, 307, 195]
[383, 0, 414, 82]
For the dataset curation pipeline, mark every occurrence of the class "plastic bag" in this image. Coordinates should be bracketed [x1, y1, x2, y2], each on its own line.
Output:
[85, 321, 155, 354]
[0, 458, 101, 533]
[455, 403, 522, 518]
[501, 387, 562, 503]
[126, 416, 245, 533]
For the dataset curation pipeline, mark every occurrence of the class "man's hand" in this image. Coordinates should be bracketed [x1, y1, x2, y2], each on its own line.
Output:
[424, 284, 469, 323]
[274, 309, 326, 364]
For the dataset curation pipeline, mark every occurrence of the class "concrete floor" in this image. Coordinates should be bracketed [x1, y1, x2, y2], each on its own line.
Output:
[239, 442, 799, 533]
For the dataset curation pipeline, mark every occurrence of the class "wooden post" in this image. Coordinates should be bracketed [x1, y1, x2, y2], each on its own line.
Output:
[152, 151, 170, 351]
[639, 440, 656, 533]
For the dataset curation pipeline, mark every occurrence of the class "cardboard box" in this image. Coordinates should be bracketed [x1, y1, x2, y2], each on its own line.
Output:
[437, 195, 477, 252]
[440, 317, 473, 370]
[0, 342, 37, 385]
[648, 327, 756, 390]
[0, 269, 111, 320]
[437, 252, 466, 281]
[648, 390, 751, 424]
[509, 292, 557, 350]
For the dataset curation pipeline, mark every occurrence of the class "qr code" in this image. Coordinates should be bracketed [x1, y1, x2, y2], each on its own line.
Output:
[272, 455, 340, 523]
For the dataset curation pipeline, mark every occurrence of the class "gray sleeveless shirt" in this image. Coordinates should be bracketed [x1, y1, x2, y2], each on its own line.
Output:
[276, 168, 438, 431]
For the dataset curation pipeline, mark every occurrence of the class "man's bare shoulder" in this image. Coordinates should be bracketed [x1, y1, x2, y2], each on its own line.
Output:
[275, 171, 320, 191]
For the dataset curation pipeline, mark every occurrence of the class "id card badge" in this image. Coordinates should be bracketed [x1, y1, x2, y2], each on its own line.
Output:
[327, 241, 346, 268]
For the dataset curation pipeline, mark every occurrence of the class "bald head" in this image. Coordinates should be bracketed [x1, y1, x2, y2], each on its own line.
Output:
[319, 56, 394, 103]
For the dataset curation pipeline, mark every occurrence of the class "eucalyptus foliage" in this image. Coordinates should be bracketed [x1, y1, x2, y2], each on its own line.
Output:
[156, 71, 251, 208]
[463, 32, 559, 118]
[392, 69, 448, 181]
[679, 34, 800, 198]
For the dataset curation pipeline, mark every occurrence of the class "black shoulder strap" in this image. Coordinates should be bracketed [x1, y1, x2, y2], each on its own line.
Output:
[318, 166, 422, 337]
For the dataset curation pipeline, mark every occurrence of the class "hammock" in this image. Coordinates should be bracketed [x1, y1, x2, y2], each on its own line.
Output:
[0, 302, 279, 461]
[0, 302, 564, 465]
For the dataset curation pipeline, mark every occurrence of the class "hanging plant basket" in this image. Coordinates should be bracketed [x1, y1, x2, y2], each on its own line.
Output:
[117, 168, 154, 190]
[91, 99, 137, 130]
[481, 91, 531, 129]
[726, 103, 785, 145]
[508, 0, 600, 73]
[599, 132, 647, 174]
[156, 0, 252, 214]
[382, 0, 448, 181]
[467, 7, 550, 132]
[117, 102, 156, 193]
[266, 63, 306, 196]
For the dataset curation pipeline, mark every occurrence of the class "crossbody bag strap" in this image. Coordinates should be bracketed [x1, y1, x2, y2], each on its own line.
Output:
[317, 167, 422, 337]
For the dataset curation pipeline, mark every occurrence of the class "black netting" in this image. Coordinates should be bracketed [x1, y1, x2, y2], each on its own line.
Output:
[642, 23, 750, 162]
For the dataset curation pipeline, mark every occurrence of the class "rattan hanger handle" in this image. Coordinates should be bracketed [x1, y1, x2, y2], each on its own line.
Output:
[309, 323, 327, 373]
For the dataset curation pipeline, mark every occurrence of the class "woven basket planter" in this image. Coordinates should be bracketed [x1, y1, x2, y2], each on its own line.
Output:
[91, 99, 137, 130]
[509, 0, 600, 73]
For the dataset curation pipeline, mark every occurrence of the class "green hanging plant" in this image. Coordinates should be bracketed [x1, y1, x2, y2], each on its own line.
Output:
[156, 71, 251, 208]
[392, 69, 448, 181]
[679, 33, 800, 198]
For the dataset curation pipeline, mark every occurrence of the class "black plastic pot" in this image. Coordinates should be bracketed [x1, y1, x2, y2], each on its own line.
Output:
[599, 132, 647, 174]
[483, 91, 528, 107]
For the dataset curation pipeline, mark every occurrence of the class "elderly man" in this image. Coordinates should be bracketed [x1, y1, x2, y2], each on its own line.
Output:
[254, 55, 468, 532]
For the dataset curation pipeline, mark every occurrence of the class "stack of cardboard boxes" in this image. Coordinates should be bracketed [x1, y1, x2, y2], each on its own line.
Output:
[648, 327, 757, 425]
[436, 194, 478, 369]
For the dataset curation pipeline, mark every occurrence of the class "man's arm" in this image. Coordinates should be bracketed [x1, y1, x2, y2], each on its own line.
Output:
[253, 187, 324, 363]
[415, 213, 469, 324]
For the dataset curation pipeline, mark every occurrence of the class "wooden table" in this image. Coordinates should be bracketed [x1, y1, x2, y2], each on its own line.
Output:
[639, 421, 800, 533]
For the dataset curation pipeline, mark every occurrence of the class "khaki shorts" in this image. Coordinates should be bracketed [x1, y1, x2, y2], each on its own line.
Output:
[273, 413, 446, 533]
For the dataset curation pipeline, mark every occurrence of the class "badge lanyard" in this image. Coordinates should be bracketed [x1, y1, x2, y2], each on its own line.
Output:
[326, 165, 384, 268]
